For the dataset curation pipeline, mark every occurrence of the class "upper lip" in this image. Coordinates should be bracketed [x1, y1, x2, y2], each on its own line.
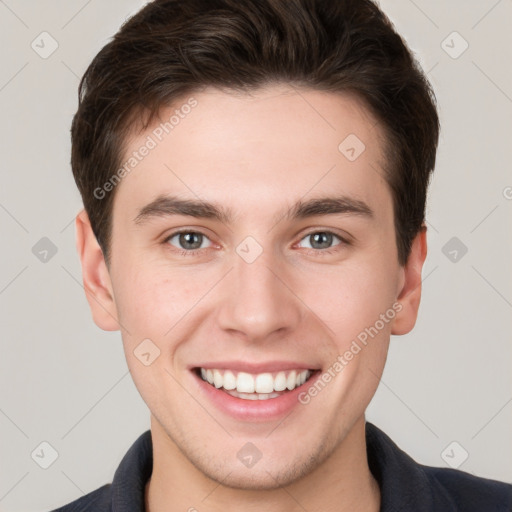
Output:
[191, 361, 320, 373]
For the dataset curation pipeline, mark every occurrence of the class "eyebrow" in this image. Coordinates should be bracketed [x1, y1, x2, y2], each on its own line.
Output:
[134, 194, 374, 226]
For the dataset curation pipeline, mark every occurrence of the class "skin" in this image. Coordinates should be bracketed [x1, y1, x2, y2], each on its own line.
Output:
[76, 84, 427, 512]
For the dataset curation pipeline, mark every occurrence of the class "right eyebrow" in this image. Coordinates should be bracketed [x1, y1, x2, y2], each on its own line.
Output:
[134, 195, 234, 225]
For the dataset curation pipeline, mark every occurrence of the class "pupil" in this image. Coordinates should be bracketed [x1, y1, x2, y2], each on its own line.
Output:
[312, 232, 331, 249]
[180, 232, 201, 250]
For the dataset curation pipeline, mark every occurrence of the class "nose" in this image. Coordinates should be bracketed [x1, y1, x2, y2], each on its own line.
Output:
[216, 245, 303, 343]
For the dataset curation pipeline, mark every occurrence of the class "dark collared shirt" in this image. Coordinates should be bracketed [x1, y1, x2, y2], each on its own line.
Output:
[51, 421, 512, 511]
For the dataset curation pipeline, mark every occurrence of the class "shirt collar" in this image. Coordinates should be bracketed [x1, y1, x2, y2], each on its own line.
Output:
[111, 429, 152, 512]
[365, 422, 456, 511]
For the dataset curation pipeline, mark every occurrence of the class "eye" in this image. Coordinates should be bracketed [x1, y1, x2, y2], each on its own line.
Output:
[165, 230, 212, 253]
[297, 231, 346, 253]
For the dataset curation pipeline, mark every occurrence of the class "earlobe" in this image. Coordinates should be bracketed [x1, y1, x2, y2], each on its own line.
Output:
[391, 226, 428, 336]
[75, 209, 120, 331]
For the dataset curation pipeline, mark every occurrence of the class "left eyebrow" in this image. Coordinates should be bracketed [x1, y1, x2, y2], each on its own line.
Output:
[286, 196, 373, 221]
[133, 194, 374, 226]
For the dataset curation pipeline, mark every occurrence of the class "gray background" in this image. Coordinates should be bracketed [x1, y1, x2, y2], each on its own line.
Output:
[1, 0, 511, 510]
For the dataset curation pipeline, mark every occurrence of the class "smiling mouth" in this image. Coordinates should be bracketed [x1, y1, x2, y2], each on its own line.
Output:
[194, 367, 318, 400]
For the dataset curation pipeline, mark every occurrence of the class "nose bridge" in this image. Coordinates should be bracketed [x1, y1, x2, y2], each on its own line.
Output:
[216, 240, 302, 341]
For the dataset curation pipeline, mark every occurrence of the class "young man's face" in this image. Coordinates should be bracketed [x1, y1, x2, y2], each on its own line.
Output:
[78, 84, 425, 489]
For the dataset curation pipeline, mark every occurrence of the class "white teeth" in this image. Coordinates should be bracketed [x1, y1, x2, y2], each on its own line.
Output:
[236, 372, 255, 393]
[226, 390, 281, 400]
[286, 370, 297, 390]
[213, 369, 223, 388]
[255, 373, 274, 393]
[274, 371, 287, 391]
[199, 367, 313, 397]
[223, 370, 237, 390]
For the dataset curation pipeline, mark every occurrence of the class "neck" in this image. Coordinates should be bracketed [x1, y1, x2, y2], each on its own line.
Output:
[145, 415, 380, 512]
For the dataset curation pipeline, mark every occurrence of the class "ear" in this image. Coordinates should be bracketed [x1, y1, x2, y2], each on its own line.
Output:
[75, 209, 120, 331]
[391, 226, 428, 335]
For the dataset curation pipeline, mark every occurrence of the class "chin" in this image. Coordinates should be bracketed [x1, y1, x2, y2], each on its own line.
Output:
[189, 446, 327, 491]
[202, 463, 306, 491]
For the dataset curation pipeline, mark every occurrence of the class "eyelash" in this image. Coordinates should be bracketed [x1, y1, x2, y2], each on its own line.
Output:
[163, 229, 351, 257]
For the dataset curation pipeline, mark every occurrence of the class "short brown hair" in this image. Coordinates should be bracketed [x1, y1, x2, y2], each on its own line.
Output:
[71, 0, 439, 265]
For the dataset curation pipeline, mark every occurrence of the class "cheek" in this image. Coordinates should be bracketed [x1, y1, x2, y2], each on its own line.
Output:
[113, 263, 202, 335]
[303, 257, 398, 343]
[111, 266, 204, 406]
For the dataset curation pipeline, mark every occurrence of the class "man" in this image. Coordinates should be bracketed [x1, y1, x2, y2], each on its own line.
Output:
[53, 0, 512, 510]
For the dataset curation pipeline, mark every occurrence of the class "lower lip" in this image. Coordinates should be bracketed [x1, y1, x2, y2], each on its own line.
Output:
[192, 370, 321, 422]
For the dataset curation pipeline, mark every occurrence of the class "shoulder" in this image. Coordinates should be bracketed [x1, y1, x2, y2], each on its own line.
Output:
[48, 429, 152, 512]
[49, 483, 111, 512]
[365, 421, 512, 511]
[423, 464, 512, 511]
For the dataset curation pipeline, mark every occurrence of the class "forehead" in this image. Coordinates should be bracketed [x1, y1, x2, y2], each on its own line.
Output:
[113, 84, 391, 223]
